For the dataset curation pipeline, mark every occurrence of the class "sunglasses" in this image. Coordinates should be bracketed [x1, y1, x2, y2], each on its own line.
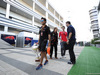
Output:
[40, 20, 44, 22]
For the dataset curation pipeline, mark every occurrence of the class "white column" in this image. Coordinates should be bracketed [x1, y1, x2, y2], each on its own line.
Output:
[32, 16, 34, 33]
[59, 15, 60, 26]
[46, 12, 48, 20]
[32, 1, 35, 26]
[46, 0, 48, 26]
[33, 1, 35, 11]
[59, 23, 60, 26]
[59, 15, 60, 20]
[46, 12, 48, 26]
[54, 10, 55, 18]
[32, 1, 36, 33]
[4, 3, 10, 32]
[54, 10, 56, 23]
[0, 34, 1, 39]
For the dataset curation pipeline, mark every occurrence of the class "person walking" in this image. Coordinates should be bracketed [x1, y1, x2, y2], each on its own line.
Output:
[66, 21, 76, 64]
[50, 27, 58, 59]
[36, 17, 51, 70]
[59, 26, 68, 59]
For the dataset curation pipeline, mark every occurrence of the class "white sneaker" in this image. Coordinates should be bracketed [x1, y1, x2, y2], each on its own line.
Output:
[60, 56, 64, 59]
[60, 56, 66, 59]
[63, 56, 66, 58]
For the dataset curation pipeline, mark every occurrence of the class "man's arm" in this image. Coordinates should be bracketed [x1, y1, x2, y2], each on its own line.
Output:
[37, 30, 41, 44]
[37, 34, 40, 44]
[59, 32, 63, 42]
[66, 32, 68, 41]
[67, 27, 72, 44]
[68, 32, 72, 40]
[59, 32, 61, 38]
[59, 32, 62, 40]
[47, 27, 51, 46]
[48, 34, 51, 46]
[67, 32, 72, 44]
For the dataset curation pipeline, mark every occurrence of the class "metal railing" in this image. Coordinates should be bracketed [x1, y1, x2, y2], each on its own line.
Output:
[0, 13, 32, 25]
[3, 0, 62, 31]
[0, 16, 39, 33]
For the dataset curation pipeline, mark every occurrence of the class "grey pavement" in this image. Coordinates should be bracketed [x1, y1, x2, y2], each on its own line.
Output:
[0, 46, 84, 75]
[0, 39, 14, 49]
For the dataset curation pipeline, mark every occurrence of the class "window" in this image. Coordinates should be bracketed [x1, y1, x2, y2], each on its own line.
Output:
[0, 25, 4, 31]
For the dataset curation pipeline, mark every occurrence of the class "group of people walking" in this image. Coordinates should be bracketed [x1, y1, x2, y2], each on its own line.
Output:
[36, 17, 76, 70]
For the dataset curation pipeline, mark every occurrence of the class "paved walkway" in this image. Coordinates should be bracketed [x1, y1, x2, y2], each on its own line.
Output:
[0, 39, 14, 49]
[0, 46, 84, 75]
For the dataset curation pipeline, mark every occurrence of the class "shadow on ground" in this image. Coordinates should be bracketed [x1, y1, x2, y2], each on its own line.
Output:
[0, 54, 63, 75]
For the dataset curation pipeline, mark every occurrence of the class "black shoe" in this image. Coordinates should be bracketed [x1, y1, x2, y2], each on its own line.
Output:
[68, 61, 76, 64]
[68, 61, 72, 64]
[55, 57, 58, 59]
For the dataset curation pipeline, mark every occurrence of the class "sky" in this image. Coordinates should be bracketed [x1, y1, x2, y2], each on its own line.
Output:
[48, 0, 100, 42]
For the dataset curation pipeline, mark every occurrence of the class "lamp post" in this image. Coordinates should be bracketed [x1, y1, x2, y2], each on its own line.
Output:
[67, 11, 71, 21]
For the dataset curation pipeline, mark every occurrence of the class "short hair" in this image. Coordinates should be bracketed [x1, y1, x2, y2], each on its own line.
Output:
[41, 17, 46, 22]
[66, 21, 71, 24]
[62, 26, 65, 28]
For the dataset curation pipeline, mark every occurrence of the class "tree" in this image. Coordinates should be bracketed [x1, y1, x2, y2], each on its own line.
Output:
[91, 38, 100, 44]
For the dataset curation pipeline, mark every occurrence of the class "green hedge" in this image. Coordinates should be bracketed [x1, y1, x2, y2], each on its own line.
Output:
[91, 38, 100, 44]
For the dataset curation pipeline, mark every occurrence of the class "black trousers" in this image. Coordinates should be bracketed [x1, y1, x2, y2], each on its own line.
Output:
[69, 41, 76, 63]
[50, 44, 57, 58]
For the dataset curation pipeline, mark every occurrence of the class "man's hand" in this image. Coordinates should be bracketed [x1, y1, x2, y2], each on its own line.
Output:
[36, 42, 39, 44]
[61, 40, 63, 42]
[67, 40, 69, 44]
[57, 42, 58, 45]
[59, 37, 63, 42]
[48, 34, 51, 47]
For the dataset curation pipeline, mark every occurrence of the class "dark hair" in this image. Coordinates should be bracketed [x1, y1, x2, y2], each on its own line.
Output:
[62, 26, 65, 28]
[53, 27, 57, 32]
[41, 17, 46, 22]
[66, 21, 71, 24]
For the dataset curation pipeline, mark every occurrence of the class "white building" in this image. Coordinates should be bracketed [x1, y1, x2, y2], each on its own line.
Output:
[0, 0, 63, 36]
[98, 2, 100, 38]
[89, 7, 99, 38]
